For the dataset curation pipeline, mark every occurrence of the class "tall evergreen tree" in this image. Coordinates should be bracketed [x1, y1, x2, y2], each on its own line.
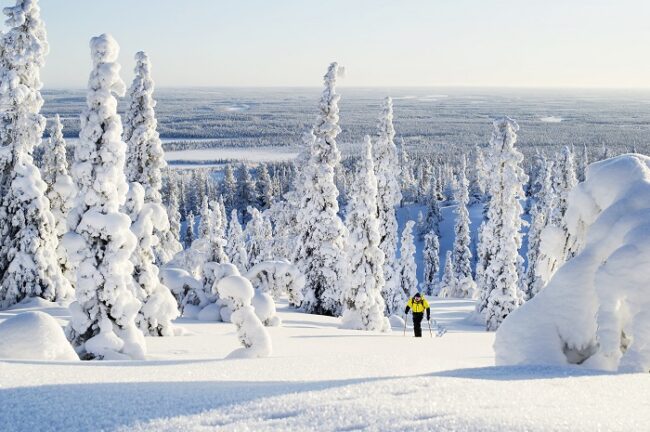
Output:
[0, 0, 72, 308]
[221, 163, 237, 215]
[296, 62, 348, 317]
[123, 51, 181, 264]
[225, 208, 249, 272]
[184, 211, 196, 248]
[396, 137, 415, 206]
[374, 97, 402, 314]
[474, 117, 527, 331]
[245, 207, 272, 268]
[422, 232, 440, 296]
[397, 220, 417, 300]
[341, 136, 389, 331]
[236, 163, 257, 220]
[257, 163, 273, 209]
[450, 156, 475, 298]
[438, 251, 454, 298]
[65, 34, 145, 360]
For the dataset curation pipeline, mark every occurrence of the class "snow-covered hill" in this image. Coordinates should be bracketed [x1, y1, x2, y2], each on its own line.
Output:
[1, 298, 648, 431]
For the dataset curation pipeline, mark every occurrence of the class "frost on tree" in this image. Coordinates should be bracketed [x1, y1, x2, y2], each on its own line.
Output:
[374, 97, 402, 314]
[396, 220, 417, 305]
[474, 117, 527, 331]
[225, 209, 249, 272]
[295, 63, 348, 317]
[450, 157, 476, 298]
[65, 34, 145, 360]
[216, 274, 272, 358]
[122, 51, 181, 265]
[422, 232, 440, 296]
[124, 182, 179, 337]
[0, 0, 72, 309]
[341, 136, 389, 332]
[496, 155, 650, 373]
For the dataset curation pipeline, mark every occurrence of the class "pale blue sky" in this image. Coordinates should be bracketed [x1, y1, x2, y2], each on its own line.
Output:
[27, 0, 650, 88]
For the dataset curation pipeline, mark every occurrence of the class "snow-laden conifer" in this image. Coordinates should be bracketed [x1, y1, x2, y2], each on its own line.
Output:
[474, 117, 527, 331]
[397, 137, 415, 205]
[0, 0, 72, 308]
[236, 164, 257, 219]
[226, 209, 249, 272]
[296, 63, 348, 317]
[221, 163, 237, 215]
[65, 34, 145, 359]
[438, 251, 454, 298]
[257, 163, 273, 209]
[422, 232, 440, 296]
[341, 136, 389, 331]
[184, 211, 195, 248]
[450, 157, 475, 298]
[374, 97, 402, 314]
[398, 220, 417, 299]
[123, 51, 180, 264]
[245, 206, 272, 267]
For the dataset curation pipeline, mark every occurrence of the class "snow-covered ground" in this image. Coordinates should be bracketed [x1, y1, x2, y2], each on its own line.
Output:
[1, 297, 648, 431]
[165, 147, 299, 165]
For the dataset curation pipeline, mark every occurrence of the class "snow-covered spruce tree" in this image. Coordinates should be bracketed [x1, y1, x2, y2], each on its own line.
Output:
[236, 164, 257, 220]
[123, 51, 180, 264]
[438, 251, 454, 298]
[296, 62, 348, 317]
[577, 144, 588, 182]
[522, 158, 553, 299]
[41, 115, 77, 280]
[550, 145, 579, 259]
[470, 146, 488, 203]
[221, 163, 237, 215]
[474, 117, 527, 331]
[397, 137, 415, 206]
[124, 182, 179, 336]
[198, 195, 212, 240]
[65, 34, 145, 360]
[341, 136, 389, 331]
[184, 211, 195, 248]
[245, 206, 272, 267]
[166, 177, 182, 248]
[422, 232, 440, 296]
[0, 0, 73, 308]
[257, 163, 273, 209]
[41, 115, 76, 238]
[419, 180, 442, 239]
[397, 220, 417, 299]
[374, 97, 402, 314]
[450, 157, 475, 298]
[226, 208, 249, 272]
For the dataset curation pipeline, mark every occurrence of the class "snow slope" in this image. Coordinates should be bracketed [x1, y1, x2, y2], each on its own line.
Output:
[1, 297, 648, 431]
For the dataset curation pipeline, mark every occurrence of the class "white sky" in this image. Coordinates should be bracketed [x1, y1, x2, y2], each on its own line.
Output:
[30, 0, 650, 88]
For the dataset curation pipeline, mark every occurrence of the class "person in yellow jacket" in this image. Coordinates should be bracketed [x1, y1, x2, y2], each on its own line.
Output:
[404, 292, 430, 337]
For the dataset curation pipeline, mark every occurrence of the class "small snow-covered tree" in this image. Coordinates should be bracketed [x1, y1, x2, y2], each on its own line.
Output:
[438, 251, 454, 298]
[0, 0, 72, 308]
[257, 163, 273, 209]
[124, 183, 179, 336]
[422, 232, 440, 296]
[226, 208, 249, 271]
[397, 137, 415, 205]
[221, 163, 237, 215]
[398, 220, 417, 298]
[577, 144, 588, 182]
[198, 196, 212, 240]
[236, 164, 257, 219]
[295, 63, 349, 317]
[419, 180, 442, 239]
[216, 273, 272, 358]
[245, 206, 272, 267]
[123, 51, 180, 264]
[65, 34, 145, 360]
[374, 97, 402, 314]
[341, 136, 389, 331]
[470, 146, 488, 203]
[184, 211, 195, 248]
[450, 157, 475, 298]
[166, 178, 182, 247]
[475, 117, 527, 331]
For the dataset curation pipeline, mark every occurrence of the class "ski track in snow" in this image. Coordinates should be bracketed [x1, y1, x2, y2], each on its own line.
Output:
[1, 297, 648, 431]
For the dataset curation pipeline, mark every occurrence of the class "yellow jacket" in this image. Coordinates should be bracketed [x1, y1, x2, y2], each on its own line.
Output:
[406, 297, 429, 313]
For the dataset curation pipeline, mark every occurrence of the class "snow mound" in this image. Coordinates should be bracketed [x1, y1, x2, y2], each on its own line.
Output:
[389, 315, 405, 329]
[252, 291, 281, 327]
[0, 312, 78, 361]
[496, 154, 650, 372]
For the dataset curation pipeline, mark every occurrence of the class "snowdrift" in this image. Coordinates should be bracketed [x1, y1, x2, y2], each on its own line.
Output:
[495, 154, 650, 372]
[0, 311, 79, 361]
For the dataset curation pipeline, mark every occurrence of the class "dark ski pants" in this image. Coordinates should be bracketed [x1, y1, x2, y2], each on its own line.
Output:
[412, 312, 424, 337]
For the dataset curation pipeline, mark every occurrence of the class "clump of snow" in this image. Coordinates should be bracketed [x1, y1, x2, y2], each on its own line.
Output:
[251, 291, 281, 327]
[0, 311, 78, 361]
[216, 275, 272, 358]
[197, 303, 221, 322]
[496, 154, 650, 373]
[389, 314, 405, 329]
[540, 116, 563, 123]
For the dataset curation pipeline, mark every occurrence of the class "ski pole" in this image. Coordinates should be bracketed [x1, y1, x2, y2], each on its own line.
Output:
[403, 314, 407, 336]
[427, 318, 433, 338]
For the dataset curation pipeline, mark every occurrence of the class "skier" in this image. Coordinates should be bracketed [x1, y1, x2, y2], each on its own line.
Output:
[404, 292, 430, 337]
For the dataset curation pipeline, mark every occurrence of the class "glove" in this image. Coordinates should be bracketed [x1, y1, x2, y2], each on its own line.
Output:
[426, 314, 431, 321]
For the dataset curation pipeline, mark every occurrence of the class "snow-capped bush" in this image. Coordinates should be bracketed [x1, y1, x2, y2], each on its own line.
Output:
[245, 260, 304, 307]
[216, 274, 272, 358]
[0, 311, 79, 361]
[495, 154, 650, 373]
